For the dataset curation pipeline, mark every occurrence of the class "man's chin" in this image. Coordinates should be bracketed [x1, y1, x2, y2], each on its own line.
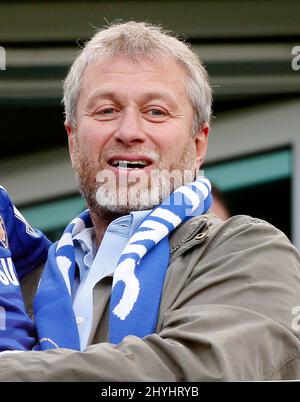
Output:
[95, 189, 160, 215]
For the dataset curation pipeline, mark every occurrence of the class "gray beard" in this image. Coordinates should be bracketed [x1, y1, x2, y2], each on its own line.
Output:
[72, 140, 197, 216]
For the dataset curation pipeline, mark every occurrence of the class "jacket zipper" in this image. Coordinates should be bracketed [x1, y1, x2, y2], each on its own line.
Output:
[171, 220, 207, 253]
[184, 220, 207, 243]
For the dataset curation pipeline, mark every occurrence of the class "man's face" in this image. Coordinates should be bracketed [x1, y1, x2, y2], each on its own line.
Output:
[66, 55, 209, 215]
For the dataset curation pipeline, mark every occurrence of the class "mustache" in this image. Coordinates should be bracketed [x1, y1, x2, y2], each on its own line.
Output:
[100, 146, 161, 164]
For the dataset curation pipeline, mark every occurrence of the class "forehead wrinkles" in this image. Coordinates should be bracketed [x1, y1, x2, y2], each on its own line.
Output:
[78, 56, 189, 104]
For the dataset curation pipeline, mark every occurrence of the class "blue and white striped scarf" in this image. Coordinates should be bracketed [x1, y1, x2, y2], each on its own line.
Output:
[34, 176, 212, 350]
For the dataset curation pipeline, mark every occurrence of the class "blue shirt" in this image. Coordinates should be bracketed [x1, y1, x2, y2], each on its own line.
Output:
[72, 210, 150, 351]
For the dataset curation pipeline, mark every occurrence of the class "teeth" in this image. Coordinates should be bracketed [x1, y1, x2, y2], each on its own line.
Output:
[111, 160, 149, 169]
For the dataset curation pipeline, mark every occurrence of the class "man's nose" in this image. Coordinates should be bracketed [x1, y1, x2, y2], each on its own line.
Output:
[114, 109, 146, 146]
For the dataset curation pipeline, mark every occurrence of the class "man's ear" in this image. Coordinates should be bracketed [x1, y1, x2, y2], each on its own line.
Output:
[194, 122, 209, 169]
[64, 122, 76, 167]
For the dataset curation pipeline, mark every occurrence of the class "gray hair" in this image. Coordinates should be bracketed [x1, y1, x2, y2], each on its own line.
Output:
[62, 21, 212, 133]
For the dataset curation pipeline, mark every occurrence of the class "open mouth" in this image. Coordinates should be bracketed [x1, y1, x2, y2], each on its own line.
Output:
[108, 158, 152, 170]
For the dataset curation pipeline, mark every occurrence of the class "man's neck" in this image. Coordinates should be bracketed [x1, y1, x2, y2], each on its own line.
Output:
[89, 209, 125, 248]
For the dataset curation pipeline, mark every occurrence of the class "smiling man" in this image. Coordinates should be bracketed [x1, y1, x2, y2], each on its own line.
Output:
[1, 21, 300, 381]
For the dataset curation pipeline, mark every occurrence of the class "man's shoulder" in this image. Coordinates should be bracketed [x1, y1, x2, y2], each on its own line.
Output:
[189, 211, 288, 233]
[171, 211, 300, 271]
[206, 213, 297, 254]
[172, 211, 290, 244]
[184, 212, 295, 249]
[180, 212, 300, 311]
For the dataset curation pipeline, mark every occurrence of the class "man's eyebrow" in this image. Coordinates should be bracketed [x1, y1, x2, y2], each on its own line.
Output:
[139, 91, 178, 105]
[85, 90, 120, 107]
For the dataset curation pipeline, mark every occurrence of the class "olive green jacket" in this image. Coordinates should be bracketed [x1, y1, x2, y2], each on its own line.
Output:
[1, 213, 300, 381]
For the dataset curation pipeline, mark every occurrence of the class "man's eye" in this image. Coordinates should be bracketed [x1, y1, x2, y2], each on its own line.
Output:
[98, 108, 115, 115]
[143, 108, 168, 122]
[145, 108, 168, 119]
[149, 109, 163, 115]
[94, 107, 118, 120]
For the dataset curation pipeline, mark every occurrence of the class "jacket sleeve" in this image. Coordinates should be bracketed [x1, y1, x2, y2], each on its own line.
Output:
[1, 216, 300, 381]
